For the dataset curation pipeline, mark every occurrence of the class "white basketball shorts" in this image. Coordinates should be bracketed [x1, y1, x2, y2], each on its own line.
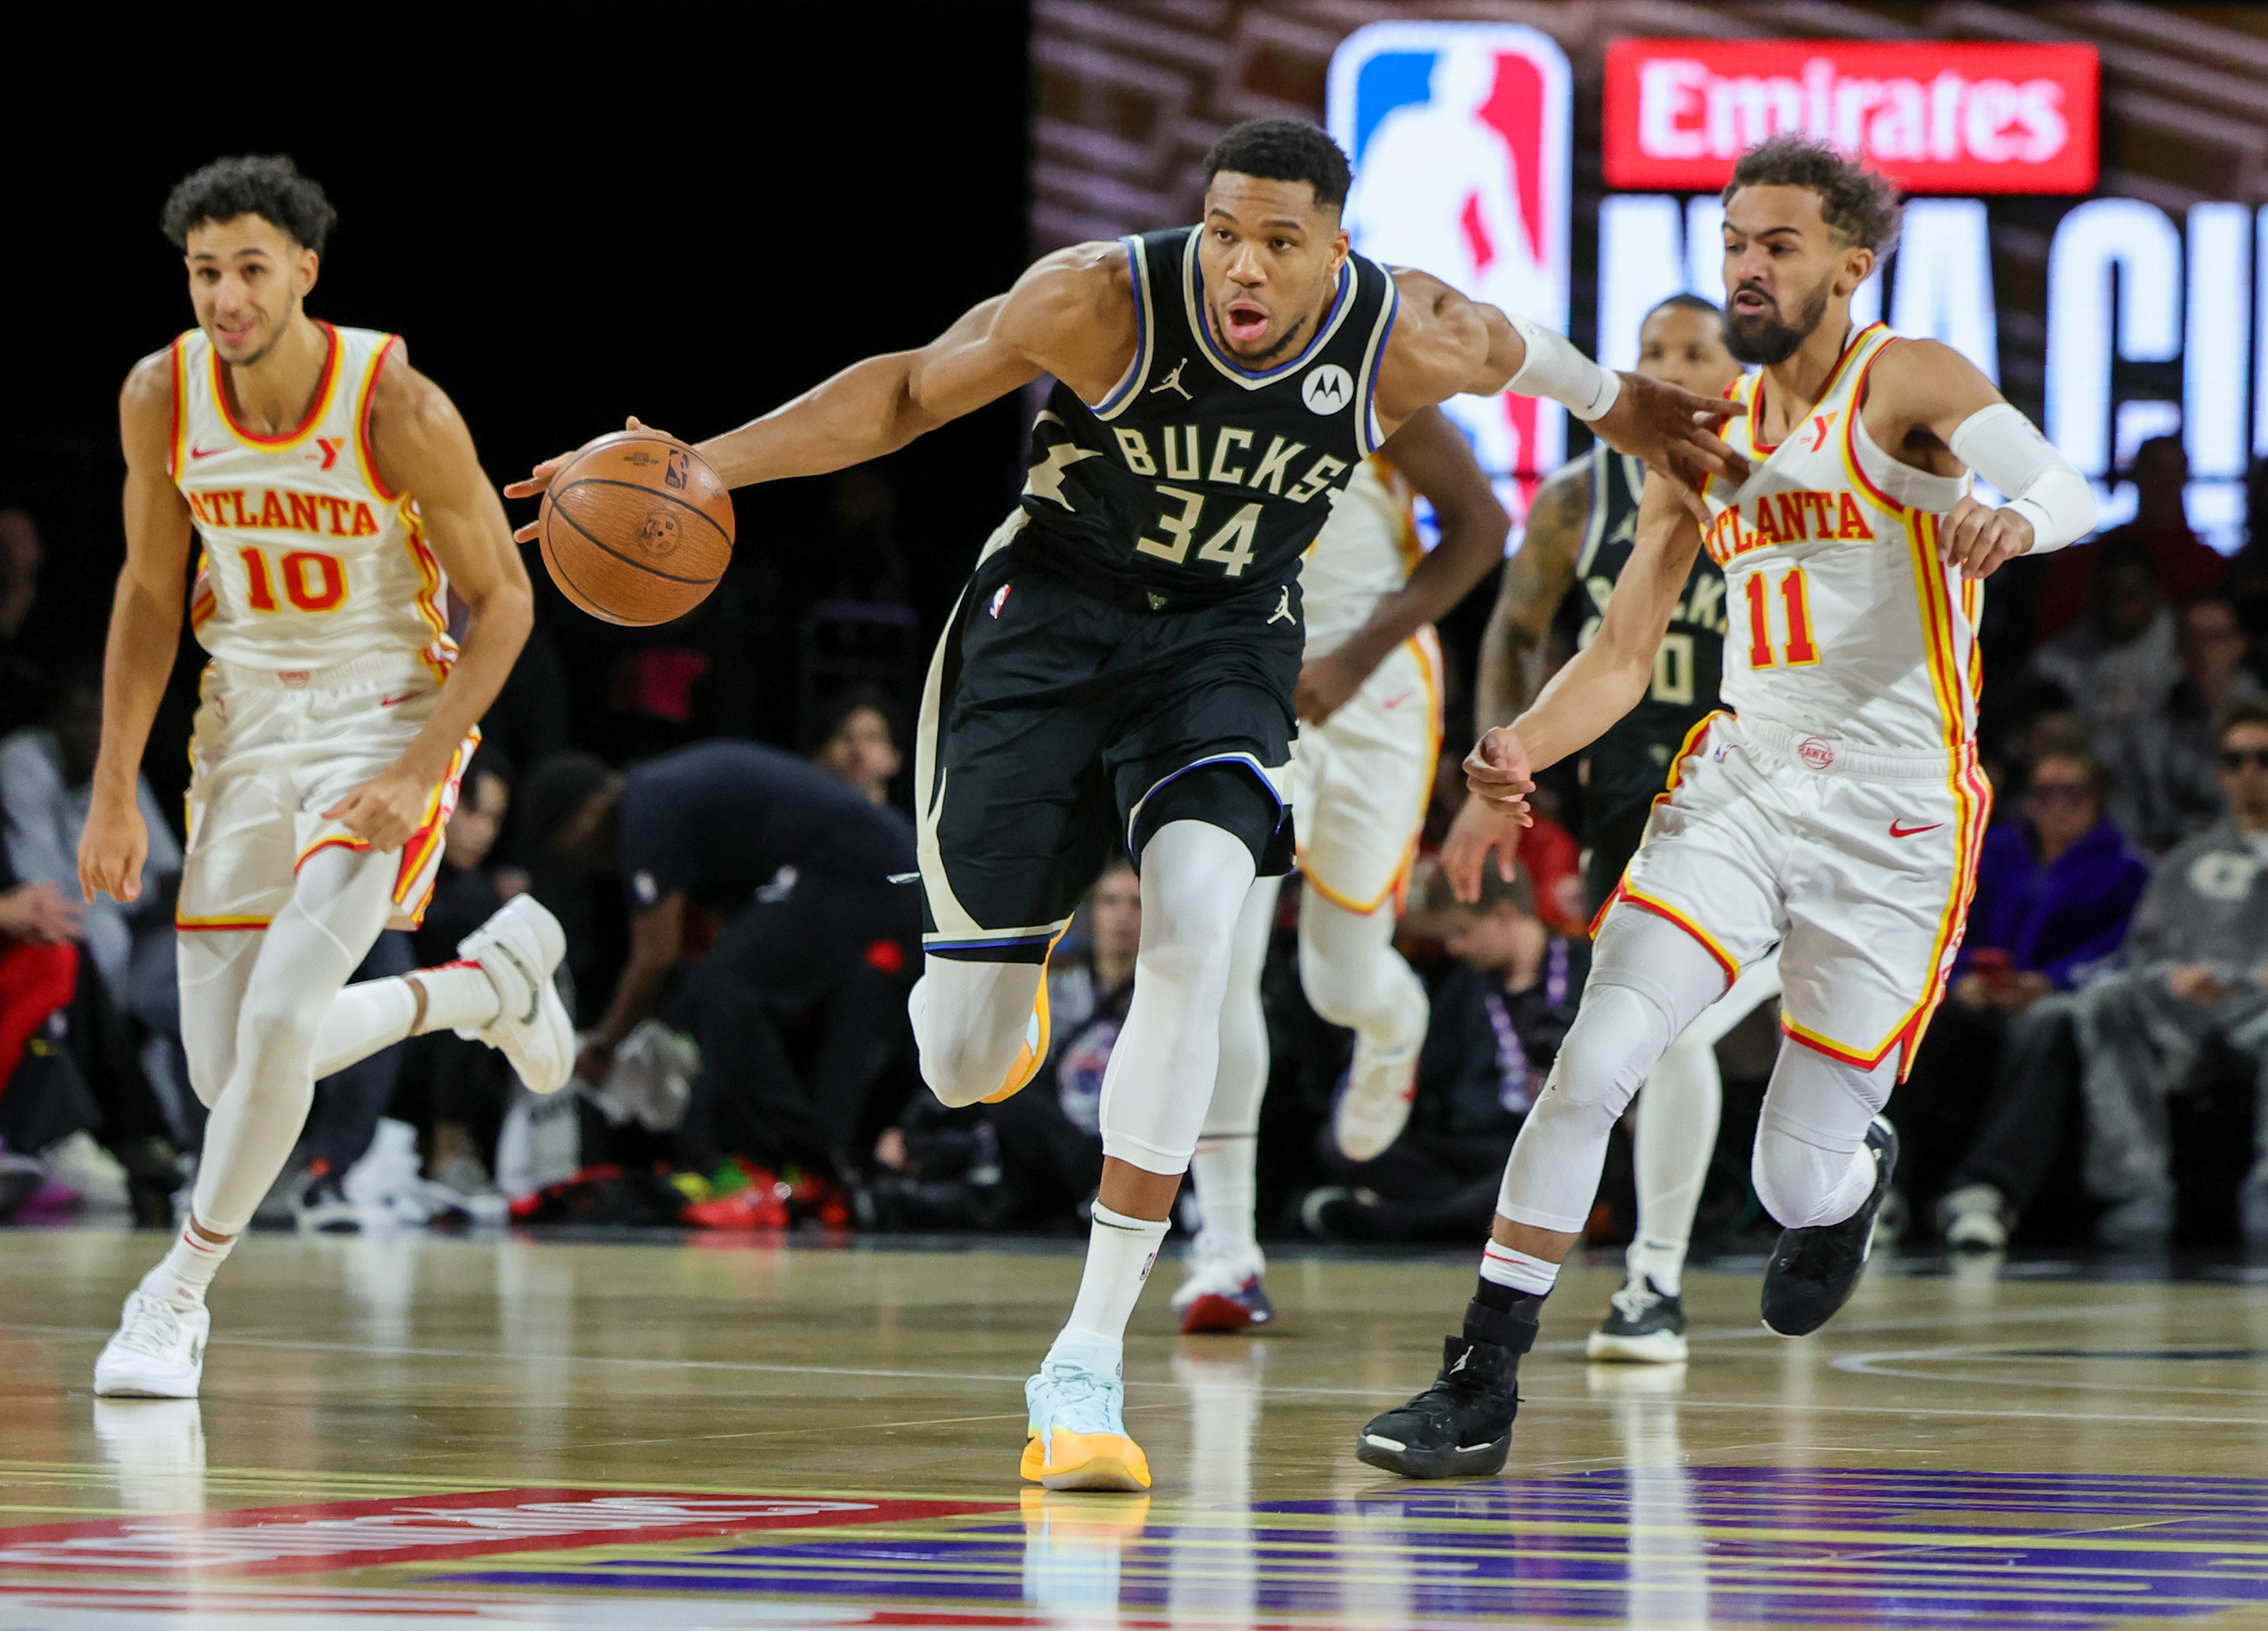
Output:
[1292, 629, 1442, 915]
[176, 653, 475, 938]
[1600, 711, 1991, 1080]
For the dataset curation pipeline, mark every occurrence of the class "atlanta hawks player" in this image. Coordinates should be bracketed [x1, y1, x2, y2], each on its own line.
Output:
[1358, 134, 2098, 1478]
[79, 156, 573, 1399]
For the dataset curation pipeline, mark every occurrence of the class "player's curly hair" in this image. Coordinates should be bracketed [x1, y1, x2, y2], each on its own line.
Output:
[161, 155, 338, 254]
[1724, 133, 1901, 255]
[1204, 119, 1352, 210]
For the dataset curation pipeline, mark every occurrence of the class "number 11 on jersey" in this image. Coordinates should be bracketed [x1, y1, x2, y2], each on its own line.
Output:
[1744, 566, 1818, 669]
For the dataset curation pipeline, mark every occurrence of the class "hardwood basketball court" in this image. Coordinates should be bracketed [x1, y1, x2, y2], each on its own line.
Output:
[3, 1228, 2266, 1628]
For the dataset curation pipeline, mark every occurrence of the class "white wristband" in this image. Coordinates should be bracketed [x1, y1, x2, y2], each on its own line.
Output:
[1506, 317, 1622, 422]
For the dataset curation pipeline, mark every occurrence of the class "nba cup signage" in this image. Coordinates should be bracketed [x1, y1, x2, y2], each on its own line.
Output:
[1328, 21, 1572, 503]
[1604, 40, 2099, 194]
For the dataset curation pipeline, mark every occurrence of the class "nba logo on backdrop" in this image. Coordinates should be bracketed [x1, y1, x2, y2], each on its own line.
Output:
[1329, 22, 1571, 507]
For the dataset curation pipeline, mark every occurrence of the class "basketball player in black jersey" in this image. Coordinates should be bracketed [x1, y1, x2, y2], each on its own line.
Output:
[1454, 294, 1777, 1369]
[513, 119, 1745, 1492]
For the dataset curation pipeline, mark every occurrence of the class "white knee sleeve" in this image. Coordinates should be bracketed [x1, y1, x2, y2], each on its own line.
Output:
[1751, 1045, 1893, 1229]
[1204, 876, 1280, 1140]
[1497, 981, 1682, 1232]
[1098, 821, 1256, 1174]
[910, 958, 1043, 1109]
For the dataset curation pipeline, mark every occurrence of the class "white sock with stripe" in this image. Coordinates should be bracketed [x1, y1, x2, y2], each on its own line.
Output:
[310, 962, 498, 1080]
[1480, 1240, 1561, 1298]
[1050, 1201, 1171, 1363]
[140, 1222, 235, 1310]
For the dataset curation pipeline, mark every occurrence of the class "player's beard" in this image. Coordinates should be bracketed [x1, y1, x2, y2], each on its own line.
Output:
[1724, 270, 1834, 366]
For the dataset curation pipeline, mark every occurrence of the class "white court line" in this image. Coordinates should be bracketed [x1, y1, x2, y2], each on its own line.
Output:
[1833, 1345, 2268, 1400]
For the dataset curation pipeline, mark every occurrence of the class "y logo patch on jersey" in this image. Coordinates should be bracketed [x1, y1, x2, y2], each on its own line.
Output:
[307, 437, 345, 470]
[1149, 358, 1191, 400]
[1301, 364, 1354, 415]
[1806, 413, 1838, 452]
[1331, 21, 1572, 497]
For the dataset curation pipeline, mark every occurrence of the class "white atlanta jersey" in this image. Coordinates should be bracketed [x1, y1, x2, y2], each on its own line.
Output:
[1299, 456, 1420, 650]
[172, 322, 455, 680]
[1702, 321, 1977, 758]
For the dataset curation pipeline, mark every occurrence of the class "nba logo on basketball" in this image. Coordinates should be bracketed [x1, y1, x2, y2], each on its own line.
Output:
[1327, 22, 1572, 507]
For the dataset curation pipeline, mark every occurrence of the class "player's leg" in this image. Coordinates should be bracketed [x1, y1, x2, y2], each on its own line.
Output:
[1593, 948, 1782, 1362]
[1357, 907, 1736, 1477]
[1027, 761, 1278, 1492]
[1175, 872, 1281, 1332]
[1752, 1043, 1900, 1337]
[97, 846, 395, 1397]
[1305, 887, 1431, 1159]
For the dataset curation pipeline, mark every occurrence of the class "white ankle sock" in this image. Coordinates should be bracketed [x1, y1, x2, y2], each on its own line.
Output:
[1189, 1135, 1257, 1264]
[1480, 1239, 1561, 1298]
[1630, 1236, 1688, 1297]
[140, 1222, 235, 1310]
[418, 961, 504, 1035]
[1051, 1201, 1171, 1360]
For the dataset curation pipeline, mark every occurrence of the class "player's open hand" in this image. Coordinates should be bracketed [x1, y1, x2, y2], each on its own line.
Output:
[1590, 374, 1748, 524]
[1, 881, 84, 943]
[76, 795, 150, 906]
[1936, 494, 2034, 581]
[1440, 793, 1528, 903]
[323, 763, 435, 854]
[504, 417, 671, 543]
[1294, 649, 1366, 724]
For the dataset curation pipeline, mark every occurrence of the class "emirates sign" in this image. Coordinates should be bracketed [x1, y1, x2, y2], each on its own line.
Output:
[1603, 40, 2099, 194]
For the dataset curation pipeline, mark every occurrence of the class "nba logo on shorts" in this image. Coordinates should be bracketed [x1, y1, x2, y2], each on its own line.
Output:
[1327, 22, 1571, 508]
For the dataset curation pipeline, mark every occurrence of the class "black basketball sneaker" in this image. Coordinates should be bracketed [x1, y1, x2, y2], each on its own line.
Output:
[1356, 1299, 1537, 1479]
[1585, 1273, 1688, 1363]
[1760, 1116, 1899, 1337]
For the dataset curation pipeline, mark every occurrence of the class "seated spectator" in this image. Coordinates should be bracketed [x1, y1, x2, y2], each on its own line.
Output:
[1302, 859, 1584, 1242]
[2111, 594, 2263, 851]
[530, 740, 920, 1198]
[809, 686, 904, 807]
[1913, 746, 2149, 1247]
[866, 860, 1139, 1231]
[0, 866, 82, 1151]
[392, 750, 517, 1203]
[2074, 701, 2268, 1246]
[0, 507, 53, 737]
[2029, 538, 2181, 768]
[2032, 435, 2224, 642]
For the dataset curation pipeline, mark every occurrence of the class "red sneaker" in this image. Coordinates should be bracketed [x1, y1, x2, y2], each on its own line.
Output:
[682, 1172, 788, 1229]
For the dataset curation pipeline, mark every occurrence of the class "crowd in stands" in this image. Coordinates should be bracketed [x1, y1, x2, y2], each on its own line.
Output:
[6, 435, 2268, 1256]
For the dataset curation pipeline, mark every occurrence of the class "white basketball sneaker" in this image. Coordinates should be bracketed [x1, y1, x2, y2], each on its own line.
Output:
[457, 896, 574, 1095]
[1331, 1032, 1421, 1163]
[93, 1291, 209, 1399]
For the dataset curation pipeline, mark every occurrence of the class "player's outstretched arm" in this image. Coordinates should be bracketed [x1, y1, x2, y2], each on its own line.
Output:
[325, 350, 535, 852]
[1865, 339, 2097, 579]
[504, 244, 1135, 527]
[80, 354, 196, 905]
[1374, 268, 1746, 520]
[1296, 407, 1507, 723]
[1467, 474, 1700, 815]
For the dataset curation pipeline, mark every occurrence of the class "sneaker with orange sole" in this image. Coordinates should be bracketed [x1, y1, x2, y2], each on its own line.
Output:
[1020, 1340, 1151, 1492]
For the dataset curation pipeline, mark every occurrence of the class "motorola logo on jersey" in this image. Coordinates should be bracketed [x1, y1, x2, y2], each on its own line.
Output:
[1301, 364, 1353, 414]
[1328, 20, 1572, 503]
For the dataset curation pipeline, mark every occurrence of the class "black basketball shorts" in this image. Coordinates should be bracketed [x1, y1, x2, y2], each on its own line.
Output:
[915, 518, 1300, 964]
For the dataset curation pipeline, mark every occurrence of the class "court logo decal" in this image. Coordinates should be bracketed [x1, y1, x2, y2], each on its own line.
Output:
[0, 1488, 1011, 1579]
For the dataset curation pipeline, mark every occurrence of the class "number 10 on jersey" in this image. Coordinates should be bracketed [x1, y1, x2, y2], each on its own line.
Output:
[1743, 566, 1818, 669]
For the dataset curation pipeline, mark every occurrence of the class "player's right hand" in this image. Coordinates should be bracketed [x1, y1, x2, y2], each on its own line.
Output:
[1440, 794, 1528, 903]
[1590, 373, 1748, 524]
[1464, 726, 1536, 816]
[504, 416, 670, 542]
[77, 798, 149, 906]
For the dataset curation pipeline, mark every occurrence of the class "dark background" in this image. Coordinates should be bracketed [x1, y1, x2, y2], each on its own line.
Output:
[0, 5, 1035, 812]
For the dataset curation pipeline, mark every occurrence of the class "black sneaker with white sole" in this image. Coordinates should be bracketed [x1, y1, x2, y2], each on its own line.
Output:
[1356, 1298, 1537, 1479]
[1585, 1274, 1688, 1362]
[1760, 1116, 1898, 1337]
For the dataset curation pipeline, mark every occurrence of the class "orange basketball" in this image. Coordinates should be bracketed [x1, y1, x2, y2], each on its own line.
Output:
[537, 430, 735, 627]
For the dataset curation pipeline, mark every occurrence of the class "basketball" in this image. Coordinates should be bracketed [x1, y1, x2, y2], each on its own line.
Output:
[536, 430, 734, 627]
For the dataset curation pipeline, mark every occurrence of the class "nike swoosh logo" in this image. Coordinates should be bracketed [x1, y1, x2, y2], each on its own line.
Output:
[1379, 691, 1415, 710]
[188, 444, 226, 459]
[1889, 821, 1943, 838]
[379, 691, 422, 707]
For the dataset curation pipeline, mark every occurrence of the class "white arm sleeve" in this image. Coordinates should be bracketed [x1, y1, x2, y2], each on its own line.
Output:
[1948, 402, 2098, 556]
[1505, 317, 1622, 422]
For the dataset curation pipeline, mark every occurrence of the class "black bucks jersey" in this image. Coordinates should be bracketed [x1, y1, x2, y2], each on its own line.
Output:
[1012, 226, 1400, 609]
[1553, 445, 1729, 828]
